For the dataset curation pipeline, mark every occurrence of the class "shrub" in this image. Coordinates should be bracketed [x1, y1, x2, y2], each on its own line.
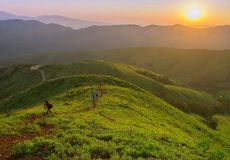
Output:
[12, 138, 69, 159]
[208, 151, 225, 160]
[197, 139, 210, 154]
[93, 133, 113, 141]
[13, 141, 34, 157]
[208, 118, 218, 130]
[21, 124, 41, 133]
[123, 140, 160, 159]
[89, 142, 115, 159]
[66, 134, 90, 146]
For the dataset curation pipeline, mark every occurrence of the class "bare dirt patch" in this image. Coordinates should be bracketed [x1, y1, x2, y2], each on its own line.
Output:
[0, 114, 55, 160]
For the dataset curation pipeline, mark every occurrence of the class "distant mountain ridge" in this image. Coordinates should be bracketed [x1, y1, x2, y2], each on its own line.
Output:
[35, 15, 109, 29]
[0, 19, 230, 57]
[0, 11, 110, 29]
[0, 11, 30, 20]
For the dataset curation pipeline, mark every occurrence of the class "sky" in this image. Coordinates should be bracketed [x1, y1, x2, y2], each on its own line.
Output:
[0, 0, 230, 25]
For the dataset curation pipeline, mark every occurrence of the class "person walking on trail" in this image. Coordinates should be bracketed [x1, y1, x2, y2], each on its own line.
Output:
[92, 92, 97, 108]
[95, 89, 101, 98]
[44, 101, 53, 114]
[99, 84, 103, 96]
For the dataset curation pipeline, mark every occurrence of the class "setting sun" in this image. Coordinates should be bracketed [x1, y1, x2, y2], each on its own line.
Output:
[184, 4, 204, 22]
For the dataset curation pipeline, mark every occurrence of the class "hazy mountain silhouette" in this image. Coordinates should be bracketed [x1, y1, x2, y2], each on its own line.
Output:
[0, 11, 109, 29]
[0, 11, 30, 20]
[35, 15, 110, 29]
[0, 19, 230, 57]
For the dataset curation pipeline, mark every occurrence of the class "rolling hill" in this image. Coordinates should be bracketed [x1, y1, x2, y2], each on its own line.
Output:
[2, 47, 230, 93]
[0, 74, 229, 159]
[0, 61, 221, 116]
[95, 47, 230, 92]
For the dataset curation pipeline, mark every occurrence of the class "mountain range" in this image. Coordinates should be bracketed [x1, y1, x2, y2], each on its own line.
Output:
[0, 19, 230, 58]
[0, 11, 109, 29]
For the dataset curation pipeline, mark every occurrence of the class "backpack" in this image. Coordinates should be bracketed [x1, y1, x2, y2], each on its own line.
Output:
[47, 103, 53, 109]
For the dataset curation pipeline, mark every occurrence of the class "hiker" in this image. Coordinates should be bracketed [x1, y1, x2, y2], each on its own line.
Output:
[95, 89, 101, 98]
[92, 92, 97, 108]
[99, 84, 103, 96]
[44, 101, 53, 114]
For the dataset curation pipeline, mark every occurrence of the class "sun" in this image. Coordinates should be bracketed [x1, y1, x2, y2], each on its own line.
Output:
[187, 8, 202, 20]
[185, 4, 204, 22]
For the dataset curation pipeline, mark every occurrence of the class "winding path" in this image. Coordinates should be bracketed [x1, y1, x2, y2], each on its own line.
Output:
[30, 65, 46, 82]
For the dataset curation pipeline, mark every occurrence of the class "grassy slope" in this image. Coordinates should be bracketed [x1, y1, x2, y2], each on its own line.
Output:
[1, 47, 230, 93]
[215, 115, 230, 138]
[0, 75, 229, 159]
[218, 91, 230, 113]
[0, 61, 219, 115]
[0, 47, 230, 92]
[0, 65, 42, 100]
[94, 47, 230, 92]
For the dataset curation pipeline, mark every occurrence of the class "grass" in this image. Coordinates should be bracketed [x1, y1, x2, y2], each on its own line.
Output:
[0, 75, 229, 159]
[2, 47, 230, 93]
[214, 115, 230, 138]
[0, 74, 140, 112]
[95, 47, 230, 93]
[0, 61, 220, 116]
[0, 65, 41, 100]
[217, 91, 230, 113]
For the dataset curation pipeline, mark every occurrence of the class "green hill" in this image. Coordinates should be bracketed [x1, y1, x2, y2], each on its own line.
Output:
[0, 61, 220, 116]
[2, 47, 229, 94]
[0, 74, 229, 159]
[94, 47, 230, 93]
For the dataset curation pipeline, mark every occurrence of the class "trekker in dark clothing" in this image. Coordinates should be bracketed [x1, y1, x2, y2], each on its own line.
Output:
[44, 101, 53, 114]
[92, 92, 97, 108]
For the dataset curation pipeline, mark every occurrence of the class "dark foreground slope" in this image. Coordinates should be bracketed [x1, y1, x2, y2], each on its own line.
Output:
[0, 61, 219, 115]
[0, 75, 229, 159]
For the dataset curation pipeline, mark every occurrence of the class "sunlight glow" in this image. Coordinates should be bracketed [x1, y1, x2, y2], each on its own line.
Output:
[184, 4, 204, 22]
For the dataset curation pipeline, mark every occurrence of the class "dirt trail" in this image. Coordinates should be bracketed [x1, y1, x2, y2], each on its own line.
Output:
[30, 65, 46, 82]
[0, 114, 55, 160]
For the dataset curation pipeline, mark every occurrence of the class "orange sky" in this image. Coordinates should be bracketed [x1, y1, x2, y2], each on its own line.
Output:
[0, 0, 230, 26]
